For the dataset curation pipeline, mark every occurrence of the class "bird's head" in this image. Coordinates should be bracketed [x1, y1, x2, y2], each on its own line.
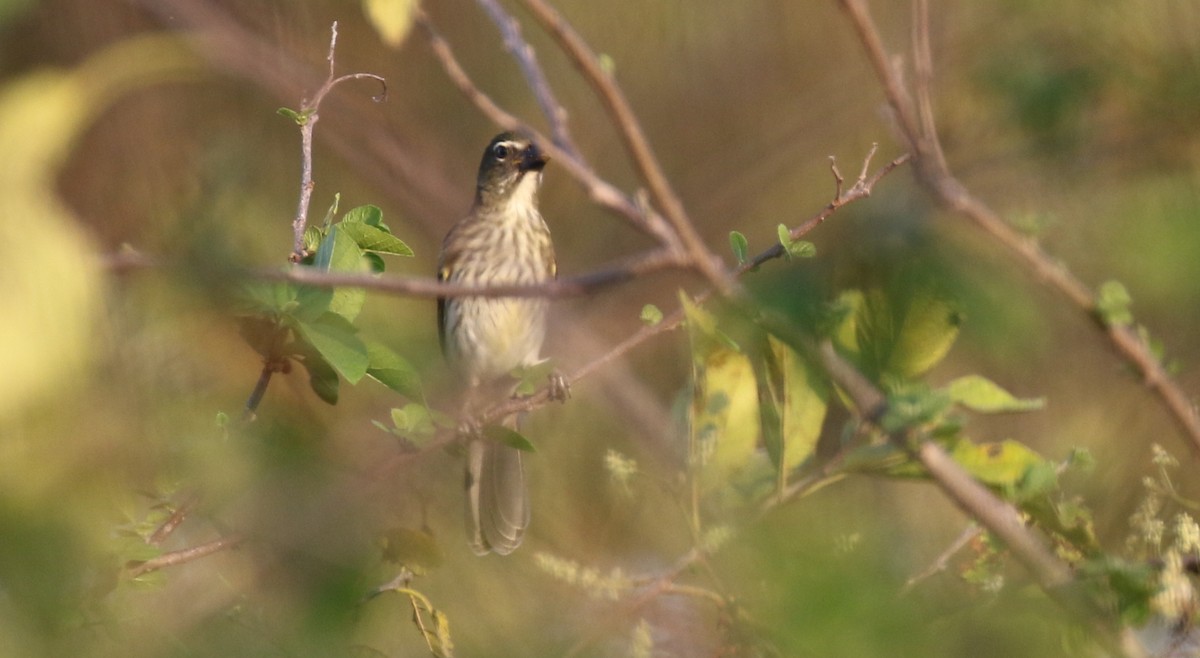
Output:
[475, 132, 549, 210]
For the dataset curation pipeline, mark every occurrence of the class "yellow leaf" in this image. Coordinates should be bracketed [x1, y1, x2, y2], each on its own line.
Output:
[363, 0, 418, 48]
[887, 292, 960, 378]
[951, 439, 1044, 487]
[771, 336, 827, 471]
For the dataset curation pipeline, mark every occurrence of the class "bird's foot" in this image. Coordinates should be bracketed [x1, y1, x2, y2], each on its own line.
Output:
[547, 370, 571, 403]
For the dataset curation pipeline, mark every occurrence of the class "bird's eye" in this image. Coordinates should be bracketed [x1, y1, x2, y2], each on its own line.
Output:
[492, 144, 510, 159]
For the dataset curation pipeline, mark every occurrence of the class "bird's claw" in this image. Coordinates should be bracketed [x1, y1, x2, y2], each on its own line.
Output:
[548, 370, 571, 403]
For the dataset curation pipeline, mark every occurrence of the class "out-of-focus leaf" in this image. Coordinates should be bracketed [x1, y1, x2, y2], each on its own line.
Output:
[483, 425, 536, 453]
[237, 316, 286, 359]
[1096, 280, 1133, 327]
[294, 312, 369, 384]
[365, 340, 424, 399]
[829, 289, 865, 356]
[0, 35, 200, 422]
[391, 403, 436, 442]
[381, 526, 444, 571]
[950, 439, 1045, 488]
[693, 347, 763, 496]
[640, 304, 663, 326]
[680, 291, 739, 358]
[947, 375, 1046, 412]
[750, 336, 785, 474]
[880, 385, 951, 433]
[298, 348, 340, 405]
[771, 336, 827, 472]
[886, 292, 961, 378]
[362, 0, 417, 48]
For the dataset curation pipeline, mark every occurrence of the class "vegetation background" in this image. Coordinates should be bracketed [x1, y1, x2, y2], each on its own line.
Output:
[0, 0, 1198, 655]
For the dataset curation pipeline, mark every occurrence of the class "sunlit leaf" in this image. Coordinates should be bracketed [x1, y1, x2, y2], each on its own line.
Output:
[363, 0, 417, 48]
[771, 336, 827, 472]
[693, 347, 764, 495]
[947, 375, 1045, 413]
[679, 291, 739, 357]
[886, 292, 961, 378]
[950, 439, 1045, 488]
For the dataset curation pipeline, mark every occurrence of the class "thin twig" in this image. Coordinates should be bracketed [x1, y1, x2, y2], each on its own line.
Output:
[903, 523, 982, 592]
[288, 22, 387, 263]
[146, 493, 199, 546]
[125, 535, 244, 579]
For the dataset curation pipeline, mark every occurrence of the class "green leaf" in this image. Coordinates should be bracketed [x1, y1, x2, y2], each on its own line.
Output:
[777, 224, 816, 259]
[312, 224, 368, 321]
[381, 526, 444, 570]
[750, 337, 785, 474]
[391, 403, 436, 441]
[299, 349, 340, 405]
[338, 220, 414, 256]
[292, 285, 334, 322]
[321, 193, 341, 230]
[295, 312, 369, 384]
[483, 425, 537, 452]
[363, 0, 417, 48]
[880, 385, 951, 433]
[277, 106, 310, 124]
[640, 303, 663, 327]
[729, 230, 749, 265]
[885, 292, 961, 378]
[365, 340, 424, 399]
[341, 204, 383, 225]
[1096, 280, 1133, 327]
[950, 439, 1046, 488]
[303, 225, 324, 255]
[947, 375, 1045, 413]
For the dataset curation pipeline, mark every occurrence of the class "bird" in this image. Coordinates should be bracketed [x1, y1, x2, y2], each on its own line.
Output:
[437, 131, 557, 555]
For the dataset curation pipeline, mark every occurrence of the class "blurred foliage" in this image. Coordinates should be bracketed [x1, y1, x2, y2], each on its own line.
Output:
[0, 0, 1198, 656]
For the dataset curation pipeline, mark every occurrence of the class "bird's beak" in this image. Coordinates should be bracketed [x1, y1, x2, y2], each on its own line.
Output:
[519, 143, 549, 173]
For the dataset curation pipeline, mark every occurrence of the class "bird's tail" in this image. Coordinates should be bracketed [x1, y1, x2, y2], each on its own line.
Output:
[465, 413, 529, 555]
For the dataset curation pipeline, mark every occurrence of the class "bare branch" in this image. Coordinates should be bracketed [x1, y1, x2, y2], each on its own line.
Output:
[125, 535, 244, 579]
